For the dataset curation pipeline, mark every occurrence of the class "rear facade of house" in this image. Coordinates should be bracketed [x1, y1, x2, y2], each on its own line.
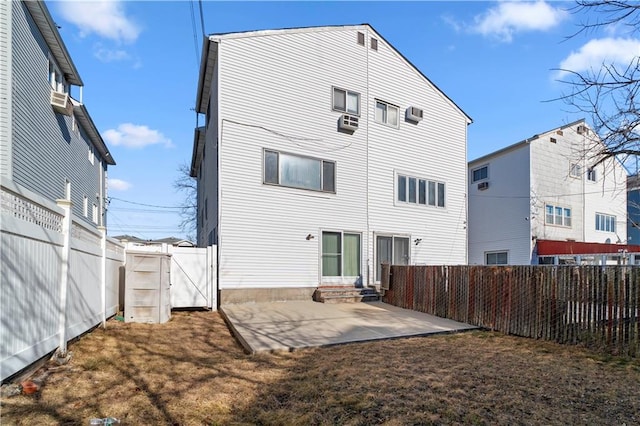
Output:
[468, 120, 629, 265]
[193, 25, 471, 303]
[1, 0, 114, 227]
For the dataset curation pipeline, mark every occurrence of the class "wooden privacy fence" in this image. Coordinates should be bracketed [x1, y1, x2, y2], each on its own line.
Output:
[381, 264, 640, 357]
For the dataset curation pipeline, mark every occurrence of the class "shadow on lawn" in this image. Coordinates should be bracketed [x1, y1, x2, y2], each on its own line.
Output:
[3, 311, 640, 425]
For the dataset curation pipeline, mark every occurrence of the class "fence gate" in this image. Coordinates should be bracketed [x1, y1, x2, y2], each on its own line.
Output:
[169, 246, 217, 310]
[122, 244, 217, 311]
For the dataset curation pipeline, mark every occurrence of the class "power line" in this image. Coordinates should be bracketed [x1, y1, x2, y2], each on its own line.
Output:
[198, 0, 206, 37]
[189, 0, 199, 67]
[108, 197, 183, 210]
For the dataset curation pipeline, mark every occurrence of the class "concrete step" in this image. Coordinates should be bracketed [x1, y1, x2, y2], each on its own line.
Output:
[313, 287, 380, 303]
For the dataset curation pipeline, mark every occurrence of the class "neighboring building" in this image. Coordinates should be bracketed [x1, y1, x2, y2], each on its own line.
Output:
[468, 120, 632, 265]
[1, 0, 114, 227]
[113, 235, 196, 247]
[192, 25, 472, 303]
[627, 174, 640, 245]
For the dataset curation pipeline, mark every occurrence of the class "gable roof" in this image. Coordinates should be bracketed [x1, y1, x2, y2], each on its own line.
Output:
[469, 119, 587, 167]
[195, 24, 472, 123]
[23, 0, 83, 86]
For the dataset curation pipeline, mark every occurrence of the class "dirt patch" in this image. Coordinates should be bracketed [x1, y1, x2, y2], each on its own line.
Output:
[1, 311, 639, 425]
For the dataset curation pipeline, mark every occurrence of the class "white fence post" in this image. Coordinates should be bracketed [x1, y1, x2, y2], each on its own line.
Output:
[55, 198, 72, 357]
[99, 226, 107, 328]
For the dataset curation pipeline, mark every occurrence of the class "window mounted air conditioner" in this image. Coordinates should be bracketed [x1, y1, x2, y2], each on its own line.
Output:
[50, 90, 73, 116]
[339, 114, 359, 131]
[477, 181, 489, 190]
[406, 106, 423, 122]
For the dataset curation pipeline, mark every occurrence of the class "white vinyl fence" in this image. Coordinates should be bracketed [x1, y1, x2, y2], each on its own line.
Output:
[1, 178, 124, 381]
[122, 243, 217, 310]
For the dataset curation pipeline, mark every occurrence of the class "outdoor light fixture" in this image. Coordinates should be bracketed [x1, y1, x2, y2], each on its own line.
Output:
[306, 234, 314, 240]
[414, 238, 422, 245]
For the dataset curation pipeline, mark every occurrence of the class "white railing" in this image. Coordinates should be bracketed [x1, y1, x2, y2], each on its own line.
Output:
[0, 179, 125, 381]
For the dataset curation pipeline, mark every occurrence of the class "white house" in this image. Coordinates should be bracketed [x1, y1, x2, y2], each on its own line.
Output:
[468, 120, 631, 265]
[192, 24, 472, 304]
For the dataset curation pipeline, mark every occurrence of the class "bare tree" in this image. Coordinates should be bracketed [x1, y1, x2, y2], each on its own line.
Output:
[174, 162, 197, 242]
[556, 1, 640, 173]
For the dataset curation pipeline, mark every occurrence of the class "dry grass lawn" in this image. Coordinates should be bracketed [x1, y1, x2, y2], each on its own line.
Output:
[1, 310, 640, 425]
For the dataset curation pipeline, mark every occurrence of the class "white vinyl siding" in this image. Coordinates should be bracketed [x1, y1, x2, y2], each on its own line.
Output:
[201, 25, 469, 291]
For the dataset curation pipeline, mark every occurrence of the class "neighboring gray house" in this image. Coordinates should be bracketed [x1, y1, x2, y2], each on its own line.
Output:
[192, 25, 471, 304]
[1, 0, 115, 227]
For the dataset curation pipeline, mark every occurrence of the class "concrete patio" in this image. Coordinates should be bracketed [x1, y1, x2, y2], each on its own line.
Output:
[220, 300, 479, 353]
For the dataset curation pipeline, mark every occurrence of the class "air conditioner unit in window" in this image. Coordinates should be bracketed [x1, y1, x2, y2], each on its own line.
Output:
[339, 114, 359, 131]
[577, 125, 588, 135]
[406, 106, 423, 122]
[477, 181, 489, 190]
[50, 90, 73, 116]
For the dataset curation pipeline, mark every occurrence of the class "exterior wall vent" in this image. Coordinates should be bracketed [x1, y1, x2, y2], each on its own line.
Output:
[577, 125, 587, 135]
[339, 114, 359, 131]
[50, 90, 73, 116]
[550, 137, 557, 143]
[406, 106, 423, 122]
[477, 181, 489, 191]
[357, 32, 365, 46]
[370, 37, 378, 51]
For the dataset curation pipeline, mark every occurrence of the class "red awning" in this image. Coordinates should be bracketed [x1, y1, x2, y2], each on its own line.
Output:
[536, 239, 640, 256]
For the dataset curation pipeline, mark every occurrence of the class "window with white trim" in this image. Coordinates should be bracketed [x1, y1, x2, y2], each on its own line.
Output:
[83, 196, 88, 217]
[92, 203, 98, 224]
[264, 149, 336, 193]
[397, 174, 445, 208]
[486, 251, 508, 265]
[596, 213, 616, 232]
[587, 167, 597, 182]
[88, 145, 95, 165]
[570, 163, 582, 178]
[472, 165, 488, 183]
[545, 204, 572, 227]
[49, 59, 67, 94]
[332, 87, 360, 115]
[375, 100, 399, 127]
[322, 231, 361, 277]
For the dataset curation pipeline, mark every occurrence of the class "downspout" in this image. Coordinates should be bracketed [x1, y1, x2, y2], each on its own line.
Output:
[366, 27, 371, 287]
[56, 182, 72, 358]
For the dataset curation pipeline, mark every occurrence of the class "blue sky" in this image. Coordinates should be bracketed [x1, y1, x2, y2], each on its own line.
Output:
[46, 1, 640, 240]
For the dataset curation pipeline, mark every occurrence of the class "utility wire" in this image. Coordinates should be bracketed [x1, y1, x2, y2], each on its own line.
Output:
[108, 197, 183, 210]
[198, 0, 206, 37]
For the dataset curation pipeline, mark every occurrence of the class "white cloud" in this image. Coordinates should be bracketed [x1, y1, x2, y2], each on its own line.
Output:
[103, 123, 173, 149]
[56, 1, 141, 43]
[108, 178, 132, 191]
[557, 37, 640, 76]
[472, 1, 568, 42]
[94, 47, 130, 62]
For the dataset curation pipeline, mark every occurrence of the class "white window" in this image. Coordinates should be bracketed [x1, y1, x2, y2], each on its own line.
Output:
[397, 174, 445, 208]
[88, 145, 95, 165]
[332, 87, 360, 115]
[596, 213, 616, 233]
[264, 149, 336, 193]
[375, 100, 399, 127]
[570, 163, 582, 178]
[545, 204, 572, 227]
[322, 231, 361, 277]
[92, 203, 98, 224]
[49, 59, 67, 94]
[472, 165, 488, 183]
[486, 251, 508, 265]
[83, 196, 88, 217]
[587, 167, 597, 182]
